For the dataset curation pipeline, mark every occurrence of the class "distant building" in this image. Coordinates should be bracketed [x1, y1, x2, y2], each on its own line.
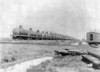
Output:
[86, 32, 100, 48]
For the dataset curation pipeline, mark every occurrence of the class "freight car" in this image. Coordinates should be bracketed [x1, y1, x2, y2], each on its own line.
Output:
[12, 25, 71, 40]
[12, 25, 28, 40]
[86, 32, 100, 48]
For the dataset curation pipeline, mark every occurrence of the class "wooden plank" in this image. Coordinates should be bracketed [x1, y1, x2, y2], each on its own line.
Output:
[83, 55, 100, 64]
[88, 51, 100, 60]
[82, 55, 100, 69]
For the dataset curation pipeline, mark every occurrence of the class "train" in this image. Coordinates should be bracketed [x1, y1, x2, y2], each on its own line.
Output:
[86, 31, 100, 48]
[12, 25, 73, 40]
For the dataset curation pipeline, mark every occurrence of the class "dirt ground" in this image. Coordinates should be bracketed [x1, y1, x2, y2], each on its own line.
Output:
[0, 41, 71, 68]
[0, 41, 100, 72]
[26, 55, 98, 72]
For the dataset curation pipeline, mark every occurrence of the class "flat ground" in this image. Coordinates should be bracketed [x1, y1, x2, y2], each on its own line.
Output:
[0, 40, 100, 72]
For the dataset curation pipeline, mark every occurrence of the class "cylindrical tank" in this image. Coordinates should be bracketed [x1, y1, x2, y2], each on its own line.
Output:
[35, 30, 42, 39]
[13, 26, 28, 36]
[12, 25, 29, 40]
[42, 32, 49, 40]
[28, 28, 37, 36]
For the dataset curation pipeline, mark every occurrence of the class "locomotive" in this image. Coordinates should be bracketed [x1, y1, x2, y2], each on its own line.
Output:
[86, 32, 100, 48]
[12, 25, 71, 40]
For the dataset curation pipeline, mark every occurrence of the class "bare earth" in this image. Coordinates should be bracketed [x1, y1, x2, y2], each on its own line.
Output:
[0, 41, 100, 72]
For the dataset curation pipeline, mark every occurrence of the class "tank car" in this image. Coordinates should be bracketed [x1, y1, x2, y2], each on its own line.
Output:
[49, 33, 54, 40]
[86, 32, 100, 48]
[28, 28, 37, 40]
[36, 31, 42, 40]
[12, 25, 28, 40]
[42, 32, 50, 40]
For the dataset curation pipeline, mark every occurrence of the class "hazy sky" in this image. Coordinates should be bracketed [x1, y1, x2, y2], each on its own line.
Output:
[0, 0, 100, 39]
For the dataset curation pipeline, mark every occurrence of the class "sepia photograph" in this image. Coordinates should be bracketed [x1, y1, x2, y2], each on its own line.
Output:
[0, 0, 100, 72]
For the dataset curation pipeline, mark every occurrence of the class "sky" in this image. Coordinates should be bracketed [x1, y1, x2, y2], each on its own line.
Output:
[0, 0, 100, 39]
